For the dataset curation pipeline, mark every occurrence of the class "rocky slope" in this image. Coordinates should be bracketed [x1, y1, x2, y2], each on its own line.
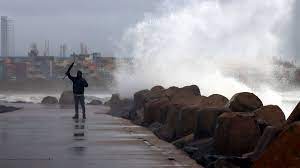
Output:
[107, 85, 299, 168]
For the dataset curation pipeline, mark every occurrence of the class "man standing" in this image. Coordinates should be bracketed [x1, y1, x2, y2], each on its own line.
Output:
[65, 62, 89, 119]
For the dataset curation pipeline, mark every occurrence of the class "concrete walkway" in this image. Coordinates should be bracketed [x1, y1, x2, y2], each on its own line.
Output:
[0, 103, 201, 168]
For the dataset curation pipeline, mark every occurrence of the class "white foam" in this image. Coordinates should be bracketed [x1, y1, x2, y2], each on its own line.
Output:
[114, 0, 296, 116]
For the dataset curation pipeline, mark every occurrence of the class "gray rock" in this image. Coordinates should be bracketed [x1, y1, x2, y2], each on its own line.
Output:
[59, 91, 74, 105]
[0, 105, 21, 113]
[41, 96, 58, 104]
[88, 100, 103, 105]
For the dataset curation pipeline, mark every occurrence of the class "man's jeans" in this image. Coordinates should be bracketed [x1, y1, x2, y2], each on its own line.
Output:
[74, 95, 85, 116]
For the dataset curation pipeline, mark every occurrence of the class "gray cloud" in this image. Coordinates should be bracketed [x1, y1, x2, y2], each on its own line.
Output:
[0, 0, 162, 56]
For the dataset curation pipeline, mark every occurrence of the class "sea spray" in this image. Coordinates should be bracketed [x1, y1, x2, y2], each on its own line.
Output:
[115, 0, 295, 115]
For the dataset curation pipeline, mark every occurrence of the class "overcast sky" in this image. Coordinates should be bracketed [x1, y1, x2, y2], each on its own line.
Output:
[0, 0, 162, 56]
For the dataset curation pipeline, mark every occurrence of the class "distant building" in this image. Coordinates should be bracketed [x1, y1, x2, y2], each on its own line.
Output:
[1, 16, 14, 57]
[28, 43, 39, 57]
[60, 44, 67, 57]
[30, 56, 54, 79]
[15, 63, 27, 80]
[0, 60, 5, 80]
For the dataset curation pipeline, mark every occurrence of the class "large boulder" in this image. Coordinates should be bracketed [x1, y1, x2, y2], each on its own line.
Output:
[171, 95, 229, 140]
[132, 88, 166, 124]
[175, 105, 203, 139]
[106, 94, 121, 106]
[181, 85, 201, 96]
[0, 105, 21, 113]
[41, 96, 58, 104]
[143, 97, 170, 126]
[59, 91, 74, 105]
[254, 105, 286, 128]
[205, 94, 229, 108]
[134, 90, 150, 108]
[87, 100, 103, 105]
[108, 94, 134, 119]
[158, 96, 205, 141]
[164, 86, 180, 98]
[214, 112, 260, 156]
[150, 85, 164, 92]
[172, 134, 194, 149]
[253, 122, 300, 168]
[155, 105, 178, 142]
[169, 85, 201, 102]
[226, 92, 263, 112]
[183, 137, 215, 166]
[243, 126, 281, 161]
[131, 89, 150, 122]
[155, 94, 228, 142]
[194, 108, 231, 140]
[286, 101, 300, 125]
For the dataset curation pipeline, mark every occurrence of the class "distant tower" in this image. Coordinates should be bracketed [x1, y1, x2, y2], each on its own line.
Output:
[80, 42, 88, 55]
[80, 43, 84, 55]
[59, 44, 67, 57]
[28, 43, 39, 57]
[43, 40, 50, 56]
[1, 16, 14, 57]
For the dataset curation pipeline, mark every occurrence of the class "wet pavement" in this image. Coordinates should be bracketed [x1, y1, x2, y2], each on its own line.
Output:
[0, 103, 201, 168]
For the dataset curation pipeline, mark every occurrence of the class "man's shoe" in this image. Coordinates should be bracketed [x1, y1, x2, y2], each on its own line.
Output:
[72, 115, 79, 119]
[83, 114, 86, 120]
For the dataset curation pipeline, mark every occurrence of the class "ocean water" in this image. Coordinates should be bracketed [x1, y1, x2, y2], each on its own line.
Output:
[0, 93, 112, 104]
[0, 90, 299, 118]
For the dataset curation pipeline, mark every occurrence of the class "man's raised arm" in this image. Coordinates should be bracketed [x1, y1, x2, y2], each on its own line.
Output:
[65, 62, 75, 81]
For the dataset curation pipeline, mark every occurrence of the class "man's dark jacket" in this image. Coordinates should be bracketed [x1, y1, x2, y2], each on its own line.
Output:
[66, 72, 89, 95]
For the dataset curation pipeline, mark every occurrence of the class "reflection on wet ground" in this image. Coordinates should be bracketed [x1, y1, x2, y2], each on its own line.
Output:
[0, 104, 200, 168]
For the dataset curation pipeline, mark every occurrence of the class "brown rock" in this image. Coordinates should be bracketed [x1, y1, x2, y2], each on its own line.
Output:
[214, 112, 260, 156]
[133, 89, 150, 109]
[41, 96, 58, 104]
[157, 94, 227, 142]
[156, 106, 178, 142]
[226, 92, 263, 112]
[59, 91, 74, 105]
[253, 122, 300, 168]
[164, 86, 180, 98]
[194, 108, 231, 139]
[175, 105, 203, 139]
[109, 98, 134, 119]
[181, 85, 201, 96]
[243, 126, 281, 161]
[171, 95, 228, 140]
[143, 97, 170, 125]
[131, 89, 150, 123]
[162, 96, 205, 141]
[170, 85, 201, 101]
[132, 88, 167, 124]
[254, 105, 286, 128]
[286, 101, 300, 125]
[206, 94, 229, 108]
[172, 134, 194, 149]
[150, 85, 164, 92]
